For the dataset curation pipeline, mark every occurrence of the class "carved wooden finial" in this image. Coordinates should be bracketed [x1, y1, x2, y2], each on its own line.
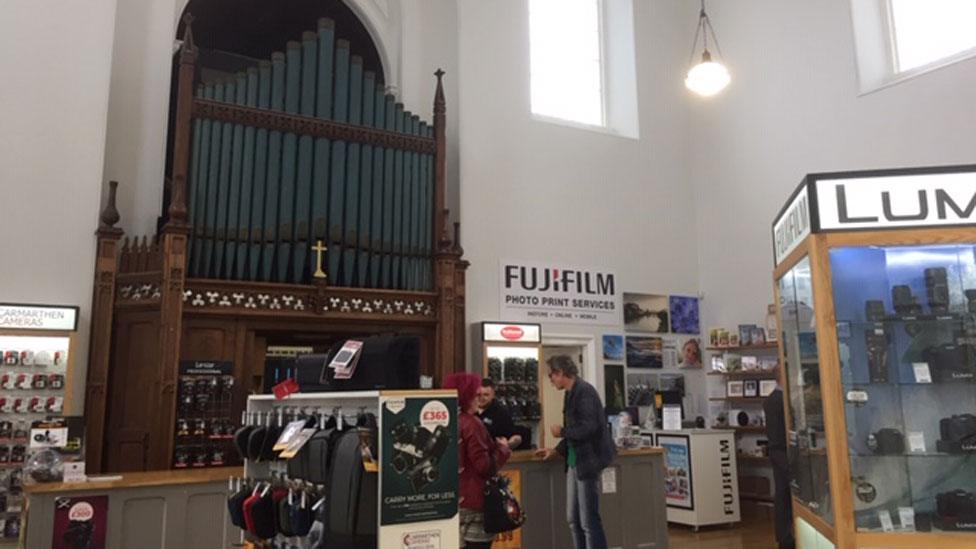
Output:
[434, 69, 446, 115]
[180, 13, 197, 62]
[452, 221, 464, 255]
[99, 181, 121, 230]
[437, 208, 453, 252]
[167, 174, 188, 224]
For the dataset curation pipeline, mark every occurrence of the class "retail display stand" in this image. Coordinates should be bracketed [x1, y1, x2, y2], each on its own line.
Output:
[0, 303, 78, 543]
[646, 429, 740, 530]
[705, 343, 780, 505]
[772, 164, 976, 548]
[474, 322, 545, 447]
[244, 390, 460, 548]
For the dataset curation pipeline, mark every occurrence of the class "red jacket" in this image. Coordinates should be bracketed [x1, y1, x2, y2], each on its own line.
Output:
[458, 411, 510, 510]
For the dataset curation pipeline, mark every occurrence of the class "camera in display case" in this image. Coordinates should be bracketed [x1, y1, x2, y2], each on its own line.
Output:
[772, 165, 976, 547]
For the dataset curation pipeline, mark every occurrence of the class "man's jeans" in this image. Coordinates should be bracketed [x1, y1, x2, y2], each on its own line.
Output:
[566, 467, 608, 549]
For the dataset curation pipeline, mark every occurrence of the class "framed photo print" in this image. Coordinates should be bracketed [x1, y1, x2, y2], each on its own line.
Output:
[726, 380, 744, 398]
[743, 379, 759, 398]
[760, 379, 778, 397]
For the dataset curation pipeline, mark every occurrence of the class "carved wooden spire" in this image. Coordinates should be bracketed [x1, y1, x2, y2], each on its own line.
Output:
[452, 222, 464, 256]
[434, 69, 446, 115]
[180, 13, 197, 63]
[98, 181, 123, 235]
[437, 208, 454, 252]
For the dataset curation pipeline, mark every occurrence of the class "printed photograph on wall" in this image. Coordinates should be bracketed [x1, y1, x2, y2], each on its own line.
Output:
[604, 364, 626, 414]
[669, 295, 700, 334]
[659, 373, 685, 395]
[602, 334, 625, 362]
[626, 336, 663, 368]
[626, 373, 657, 407]
[623, 293, 670, 333]
[678, 338, 702, 369]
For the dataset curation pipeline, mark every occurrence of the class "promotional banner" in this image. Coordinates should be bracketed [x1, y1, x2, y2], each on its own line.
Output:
[500, 260, 620, 326]
[657, 434, 694, 510]
[380, 394, 459, 526]
[52, 495, 108, 549]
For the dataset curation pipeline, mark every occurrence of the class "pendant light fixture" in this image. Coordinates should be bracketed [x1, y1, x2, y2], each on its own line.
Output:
[685, 0, 731, 97]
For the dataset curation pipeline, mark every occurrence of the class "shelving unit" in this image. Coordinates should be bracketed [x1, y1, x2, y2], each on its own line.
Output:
[706, 333, 781, 509]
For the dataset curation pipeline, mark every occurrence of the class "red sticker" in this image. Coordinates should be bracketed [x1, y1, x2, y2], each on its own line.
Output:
[272, 378, 300, 400]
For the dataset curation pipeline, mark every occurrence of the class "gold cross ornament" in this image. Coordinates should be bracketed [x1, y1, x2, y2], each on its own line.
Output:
[312, 240, 327, 280]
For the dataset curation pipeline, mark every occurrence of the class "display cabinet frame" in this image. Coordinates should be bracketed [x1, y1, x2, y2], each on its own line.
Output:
[771, 164, 976, 549]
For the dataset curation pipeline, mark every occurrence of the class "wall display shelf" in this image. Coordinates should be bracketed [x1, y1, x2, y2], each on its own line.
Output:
[0, 303, 79, 543]
[772, 164, 976, 548]
[707, 343, 780, 353]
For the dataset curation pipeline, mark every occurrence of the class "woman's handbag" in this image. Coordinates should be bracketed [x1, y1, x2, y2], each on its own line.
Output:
[482, 444, 526, 534]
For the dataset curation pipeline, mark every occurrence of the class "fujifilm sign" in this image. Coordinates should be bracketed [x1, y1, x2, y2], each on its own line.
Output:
[772, 166, 976, 266]
[500, 260, 621, 326]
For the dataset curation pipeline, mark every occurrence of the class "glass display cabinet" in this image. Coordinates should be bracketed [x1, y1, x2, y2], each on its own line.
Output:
[772, 165, 976, 549]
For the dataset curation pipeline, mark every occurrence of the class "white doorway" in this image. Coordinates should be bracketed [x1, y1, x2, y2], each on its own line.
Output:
[540, 334, 597, 450]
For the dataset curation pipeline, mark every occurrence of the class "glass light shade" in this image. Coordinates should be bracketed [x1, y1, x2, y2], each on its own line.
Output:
[685, 57, 731, 97]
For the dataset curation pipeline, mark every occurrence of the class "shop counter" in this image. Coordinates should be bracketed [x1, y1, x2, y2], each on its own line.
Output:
[23, 467, 240, 548]
[499, 447, 668, 549]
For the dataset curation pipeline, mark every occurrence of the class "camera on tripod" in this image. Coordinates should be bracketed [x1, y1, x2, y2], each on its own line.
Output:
[390, 420, 450, 491]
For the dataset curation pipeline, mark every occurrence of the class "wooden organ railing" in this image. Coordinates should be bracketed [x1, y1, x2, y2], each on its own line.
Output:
[84, 15, 467, 473]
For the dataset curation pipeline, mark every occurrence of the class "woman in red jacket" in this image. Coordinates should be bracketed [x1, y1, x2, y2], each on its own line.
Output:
[444, 372, 511, 549]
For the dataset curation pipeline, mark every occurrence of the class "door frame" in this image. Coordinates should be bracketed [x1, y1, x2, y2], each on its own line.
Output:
[540, 333, 598, 386]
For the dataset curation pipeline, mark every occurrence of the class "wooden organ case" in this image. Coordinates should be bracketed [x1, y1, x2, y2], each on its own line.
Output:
[85, 16, 467, 473]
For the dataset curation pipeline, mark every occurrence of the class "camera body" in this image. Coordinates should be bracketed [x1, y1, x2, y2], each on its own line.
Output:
[923, 344, 976, 383]
[891, 285, 923, 316]
[935, 490, 976, 531]
[937, 414, 976, 453]
[866, 428, 904, 455]
[390, 421, 450, 491]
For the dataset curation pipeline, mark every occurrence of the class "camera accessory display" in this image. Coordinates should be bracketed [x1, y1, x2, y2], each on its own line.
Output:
[925, 267, 950, 314]
[866, 428, 904, 455]
[936, 414, 976, 453]
[935, 490, 976, 531]
[390, 420, 450, 491]
[864, 328, 889, 383]
[173, 363, 238, 468]
[865, 300, 886, 322]
[854, 478, 877, 503]
[891, 285, 923, 316]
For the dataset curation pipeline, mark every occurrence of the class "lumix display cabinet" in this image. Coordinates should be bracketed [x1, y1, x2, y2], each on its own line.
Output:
[772, 165, 976, 549]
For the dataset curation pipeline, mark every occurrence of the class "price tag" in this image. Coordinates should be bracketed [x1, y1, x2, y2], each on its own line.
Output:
[912, 363, 932, 384]
[601, 468, 617, 494]
[662, 405, 682, 431]
[898, 507, 916, 531]
[908, 431, 926, 453]
[878, 510, 894, 532]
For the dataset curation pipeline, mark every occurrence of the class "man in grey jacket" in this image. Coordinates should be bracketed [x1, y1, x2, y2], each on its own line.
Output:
[536, 355, 616, 549]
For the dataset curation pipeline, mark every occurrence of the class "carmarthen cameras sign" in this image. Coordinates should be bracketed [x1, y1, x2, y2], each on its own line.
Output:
[500, 260, 621, 326]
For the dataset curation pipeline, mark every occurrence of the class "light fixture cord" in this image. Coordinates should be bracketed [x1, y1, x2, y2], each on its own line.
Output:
[687, 0, 724, 66]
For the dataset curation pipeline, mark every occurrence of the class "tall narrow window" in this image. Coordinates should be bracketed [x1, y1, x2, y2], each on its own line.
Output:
[889, 0, 976, 72]
[529, 0, 605, 127]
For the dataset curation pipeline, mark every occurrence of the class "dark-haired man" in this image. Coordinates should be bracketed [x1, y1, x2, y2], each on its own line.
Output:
[477, 378, 523, 450]
[536, 355, 615, 549]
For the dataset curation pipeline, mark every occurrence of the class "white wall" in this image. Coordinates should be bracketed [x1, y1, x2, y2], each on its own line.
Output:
[0, 0, 118, 413]
[457, 0, 705, 410]
[692, 0, 976, 331]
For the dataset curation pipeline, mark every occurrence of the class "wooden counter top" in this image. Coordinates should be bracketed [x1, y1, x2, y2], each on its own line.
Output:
[25, 466, 242, 495]
[507, 446, 663, 464]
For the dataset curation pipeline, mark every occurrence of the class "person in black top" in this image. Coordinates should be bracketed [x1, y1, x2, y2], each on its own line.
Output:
[477, 378, 524, 450]
[764, 377, 795, 549]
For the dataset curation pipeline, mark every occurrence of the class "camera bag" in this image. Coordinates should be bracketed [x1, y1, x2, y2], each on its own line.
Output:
[327, 422, 378, 548]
